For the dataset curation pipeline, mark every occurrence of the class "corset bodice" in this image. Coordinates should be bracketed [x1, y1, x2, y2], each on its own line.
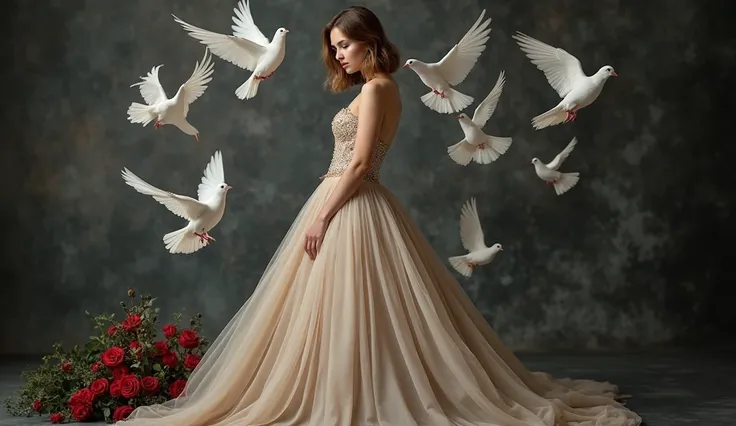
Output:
[322, 108, 390, 183]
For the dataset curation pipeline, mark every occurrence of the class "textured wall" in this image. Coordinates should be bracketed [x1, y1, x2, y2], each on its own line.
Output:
[1, 0, 734, 354]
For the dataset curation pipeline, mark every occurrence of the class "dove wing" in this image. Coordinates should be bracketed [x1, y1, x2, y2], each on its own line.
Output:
[512, 32, 586, 98]
[173, 14, 266, 72]
[121, 168, 207, 220]
[546, 137, 578, 170]
[131, 65, 168, 105]
[459, 198, 488, 253]
[471, 70, 505, 128]
[231, 0, 270, 46]
[197, 151, 225, 202]
[435, 9, 492, 86]
[177, 49, 215, 107]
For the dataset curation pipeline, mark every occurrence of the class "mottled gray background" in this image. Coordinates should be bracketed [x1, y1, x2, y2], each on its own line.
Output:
[1, 0, 733, 354]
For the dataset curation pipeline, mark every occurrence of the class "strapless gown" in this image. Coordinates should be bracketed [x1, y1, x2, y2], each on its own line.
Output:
[117, 107, 642, 426]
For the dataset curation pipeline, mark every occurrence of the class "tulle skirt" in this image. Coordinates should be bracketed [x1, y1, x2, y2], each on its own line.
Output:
[117, 177, 642, 426]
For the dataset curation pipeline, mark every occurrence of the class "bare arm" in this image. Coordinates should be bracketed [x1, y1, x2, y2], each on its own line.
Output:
[316, 81, 386, 223]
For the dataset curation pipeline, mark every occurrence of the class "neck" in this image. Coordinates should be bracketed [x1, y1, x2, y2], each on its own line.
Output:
[362, 71, 391, 82]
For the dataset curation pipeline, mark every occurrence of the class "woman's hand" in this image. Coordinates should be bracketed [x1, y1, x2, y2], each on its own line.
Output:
[304, 217, 329, 260]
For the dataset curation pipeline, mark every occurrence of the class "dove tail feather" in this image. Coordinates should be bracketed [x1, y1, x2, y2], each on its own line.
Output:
[553, 172, 580, 196]
[447, 140, 475, 166]
[420, 88, 473, 114]
[127, 102, 156, 126]
[448, 255, 473, 277]
[235, 74, 260, 100]
[473, 135, 512, 164]
[163, 227, 206, 254]
[531, 106, 568, 130]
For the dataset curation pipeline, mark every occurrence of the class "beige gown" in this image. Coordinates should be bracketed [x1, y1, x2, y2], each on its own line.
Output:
[117, 107, 642, 426]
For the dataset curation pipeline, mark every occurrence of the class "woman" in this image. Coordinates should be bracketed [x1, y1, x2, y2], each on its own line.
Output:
[119, 6, 642, 426]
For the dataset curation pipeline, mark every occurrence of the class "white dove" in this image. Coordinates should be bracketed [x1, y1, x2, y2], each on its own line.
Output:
[531, 137, 580, 196]
[121, 151, 232, 254]
[448, 198, 503, 277]
[403, 9, 492, 114]
[447, 70, 512, 165]
[127, 49, 214, 142]
[512, 32, 617, 130]
[172, 0, 288, 100]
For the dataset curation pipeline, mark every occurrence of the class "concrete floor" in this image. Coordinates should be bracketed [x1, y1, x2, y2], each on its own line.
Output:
[1, 348, 734, 425]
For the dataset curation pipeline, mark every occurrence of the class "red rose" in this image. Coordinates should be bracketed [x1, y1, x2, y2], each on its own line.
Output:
[108, 325, 117, 336]
[112, 365, 130, 381]
[162, 351, 178, 368]
[169, 379, 187, 398]
[71, 405, 93, 421]
[109, 381, 122, 398]
[154, 341, 169, 356]
[90, 378, 109, 397]
[90, 361, 102, 373]
[129, 341, 142, 358]
[50, 413, 64, 424]
[120, 375, 141, 399]
[113, 405, 134, 422]
[162, 324, 177, 339]
[68, 388, 94, 407]
[60, 361, 72, 373]
[32, 400, 41, 412]
[178, 330, 200, 349]
[184, 354, 201, 370]
[122, 314, 142, 332]
[101, 347, 125, 367]
[141, 376, 160, 394]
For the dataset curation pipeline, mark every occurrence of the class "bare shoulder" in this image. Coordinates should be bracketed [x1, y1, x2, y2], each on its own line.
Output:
[360, 78, 400, 109]
[361, 78, 394, 97]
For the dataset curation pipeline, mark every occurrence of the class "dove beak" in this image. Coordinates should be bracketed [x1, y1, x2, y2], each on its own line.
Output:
[402, 64, 409, 68]
[284, 29, 289, 33]
[611, 71, 618, 77]
[225, 185, 232, 190]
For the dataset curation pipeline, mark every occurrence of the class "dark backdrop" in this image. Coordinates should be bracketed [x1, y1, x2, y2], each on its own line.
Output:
[1, 0, 734, 354]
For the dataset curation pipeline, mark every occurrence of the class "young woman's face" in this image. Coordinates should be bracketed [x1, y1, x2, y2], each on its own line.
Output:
[330, 27, 367, 74]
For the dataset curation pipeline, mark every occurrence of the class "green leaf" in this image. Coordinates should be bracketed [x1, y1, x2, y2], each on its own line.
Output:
[152, 364, 162, 372]
[103, 407, 111, 419]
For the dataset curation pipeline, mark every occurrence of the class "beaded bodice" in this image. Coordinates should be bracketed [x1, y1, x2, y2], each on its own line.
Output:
[322, 108, 390, 183]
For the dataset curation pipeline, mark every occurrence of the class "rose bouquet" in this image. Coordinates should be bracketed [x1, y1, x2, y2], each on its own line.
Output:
[3, 289, 211, 423]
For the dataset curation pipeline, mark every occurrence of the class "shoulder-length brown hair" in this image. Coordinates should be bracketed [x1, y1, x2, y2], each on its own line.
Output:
[321, 6, 400, 93]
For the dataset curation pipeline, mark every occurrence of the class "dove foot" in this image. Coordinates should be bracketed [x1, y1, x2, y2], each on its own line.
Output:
[255, 71, 275, 81]
[154, 121, 162, 129]
[563, 110, 577, 123]
[194, 232, 216, 244]
[432, 89, 446, 98]
[478, 143, 486, 149]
